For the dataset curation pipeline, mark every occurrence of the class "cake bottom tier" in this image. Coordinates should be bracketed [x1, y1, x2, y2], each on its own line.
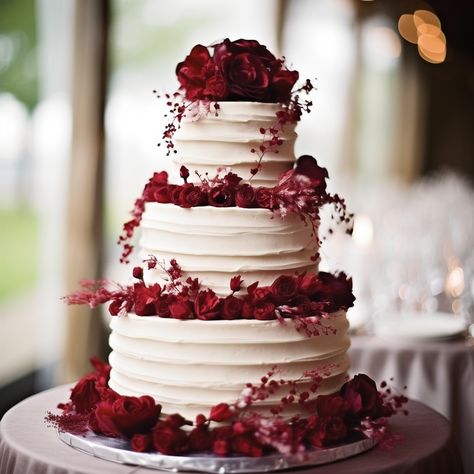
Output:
[108, 313, 351, 420]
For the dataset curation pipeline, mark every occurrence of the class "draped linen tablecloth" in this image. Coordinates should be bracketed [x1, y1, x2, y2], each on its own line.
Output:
[0, 385, 464, 474]
[350, 335, 474, 474]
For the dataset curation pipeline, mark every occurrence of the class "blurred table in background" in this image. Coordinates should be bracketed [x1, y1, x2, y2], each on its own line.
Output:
[349, 335, 474, 473]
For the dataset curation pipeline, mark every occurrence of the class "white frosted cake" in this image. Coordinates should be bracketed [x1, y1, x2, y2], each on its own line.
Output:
[107, 101, 351, 419]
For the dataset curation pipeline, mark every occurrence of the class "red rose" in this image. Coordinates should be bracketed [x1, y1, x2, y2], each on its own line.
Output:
[294, 155, 328, 196]
[179, 165, 189, 182]
[150, 171, 168, 184]
[171, 185, 184, 205]
[230, 275, 243, 293]
[298, 273, 320, 296]
[271, 69, 299, 103]
[189, 426, 212, 452]
[70, 375, 101, 414]
[93, 395, 161, 438]
[309, 416, 347, 447]
[316, 394, 349, 418]
[253, 300, 276, 320]
[176, 45, 227, 101]
[168, 296, 192, 319]
[241, 297, 254, 319]
[315, 272, 355, 312]
[253, 286, 271, 301]
[155, 294, 171, 318]
[231, 434, 263, 457]
[255, 187, 274, 209]
[153, 422, 189, 455]
[134, 283, 161, 316]
[208, 185, 235, 207]
[235, 184, 256, 208]
[340, 374, 379, 418]
[209, 403, 235, 422]
[194, 289, 221, 320]
[132, 266, 143, 280]
[179, 184, 205, 208]
[221, 295, 243, 320]
[131, 433, 152, 452]
[270, 275, 297, 304]
[152, 184, 171, 203]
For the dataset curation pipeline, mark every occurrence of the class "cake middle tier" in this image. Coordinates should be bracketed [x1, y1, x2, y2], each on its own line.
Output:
[139, 203, 318, 295]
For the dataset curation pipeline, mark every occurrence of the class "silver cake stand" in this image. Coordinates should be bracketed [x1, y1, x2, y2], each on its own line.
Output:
[58, 430, 378, 473]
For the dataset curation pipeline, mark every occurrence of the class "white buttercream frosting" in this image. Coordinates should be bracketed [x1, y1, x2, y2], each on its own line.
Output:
[140, 203, 318, 295]
[108, 312, 350, 419]
[173, 102, 297, 187]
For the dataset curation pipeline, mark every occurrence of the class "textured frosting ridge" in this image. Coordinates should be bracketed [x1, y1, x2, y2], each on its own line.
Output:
[140, 203, 318, 295]
[173, 102, 297, 187]
[108, 312, 350, 419]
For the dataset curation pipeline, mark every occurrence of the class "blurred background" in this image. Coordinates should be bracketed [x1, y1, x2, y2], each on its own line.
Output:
[1, 0, 473, 416]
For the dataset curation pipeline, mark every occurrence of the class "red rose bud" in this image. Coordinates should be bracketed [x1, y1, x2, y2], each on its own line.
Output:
[189, 426, 212, 452]
[221, 295, 243, 320]
[194, 289, 221, 320]
[195, 413, 207, 427]
[179, 165, 190, 183]
[153, 422, 189, 455]
[132, 266, 143, 280]
[294, 155, 328, 195]
[270, 275, 298, 304]
[70, 375, 101, 414]
[168, 296, 192, 320]
[340, 374, 379, 418]
[230, 275, 243, 292]
[253, 300, 276, 320]
[165, 413, 191, 428]
[255, 187, 274, 209]
[208, 185, 235, 207]
[131, 433, 152, 452]
[209, 403, 235, 422]
[93, 395, 161, 438]
[109, 299, 122, 316]
[235, 184, 256, 208]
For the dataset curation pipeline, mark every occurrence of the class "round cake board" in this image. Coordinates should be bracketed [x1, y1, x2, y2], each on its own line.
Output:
[58, 429, 378, 473]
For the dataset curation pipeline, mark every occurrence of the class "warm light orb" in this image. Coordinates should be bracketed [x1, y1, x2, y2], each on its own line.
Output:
[445, 267, 465, 298]
[352, 214, 374, 248]
[413, 10, 441, 29]
[418, 33, 446, 63]
[398, 14, 418, 44]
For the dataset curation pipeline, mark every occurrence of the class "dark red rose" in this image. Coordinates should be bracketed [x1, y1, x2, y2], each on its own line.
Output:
[271, 68, 299, 103]
[316, 394, 349, 418]
[270, 275, 298, 304]
[294, 155, 328, 195]
[235, 184, 256, 208]
[108, 299, 122, 316]
[168, 296, 192, 320]
[253, 286, 271, 301]
[153, 184, 172, 203]
[153, 422, 189, 455]
[155, 294, 171, 318]
[298, 273, 320, 296]
[176, 45, 227, 101]
[215, 39, 276, 66]
[209, 403, 235, 422]
[208, 185, 235, 207]
[90, 357, 111, 385]
[194, 289, 221, 320]
[241, 297, 254, 319]
[189, 426, 212, 452]
[178, 184, 205, 208]
[255, 187, 274, 209]
[230, 275, 243, 292]
[253, 300, 276, 320]
[134, 283, 161, 316]
[232, 434, 264, 457]
[171, 185, 184, 205]
[315, 272, 355, 312]
[309, 416, 347, 447]
[131, 433, 152, 452]
[221, 295, 243, 320]
[340, 374, 379, 418]
[213, 439, 230, 456]
[150, 171, 168, 185]
[93, 395, 161, 438]
[223, 172, 243, 188]
[70, 375, 101, 414]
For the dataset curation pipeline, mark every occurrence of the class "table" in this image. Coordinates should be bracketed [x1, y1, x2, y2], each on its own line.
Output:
[349, 335, 474, 473]
[0, 385, 463, 474]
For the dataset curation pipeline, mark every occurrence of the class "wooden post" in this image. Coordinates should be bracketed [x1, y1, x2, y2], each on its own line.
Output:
[63, 0, 110, 382]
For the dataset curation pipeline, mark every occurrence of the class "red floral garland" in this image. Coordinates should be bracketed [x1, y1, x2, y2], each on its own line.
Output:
[46, 359, 408, 456]
[118, 155, 353, 263]
[65, 256, 355, 332]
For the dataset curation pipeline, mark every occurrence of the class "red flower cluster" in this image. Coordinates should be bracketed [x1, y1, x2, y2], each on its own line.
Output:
[48, 360, 407, 457]
[176, 39, 299, 103]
